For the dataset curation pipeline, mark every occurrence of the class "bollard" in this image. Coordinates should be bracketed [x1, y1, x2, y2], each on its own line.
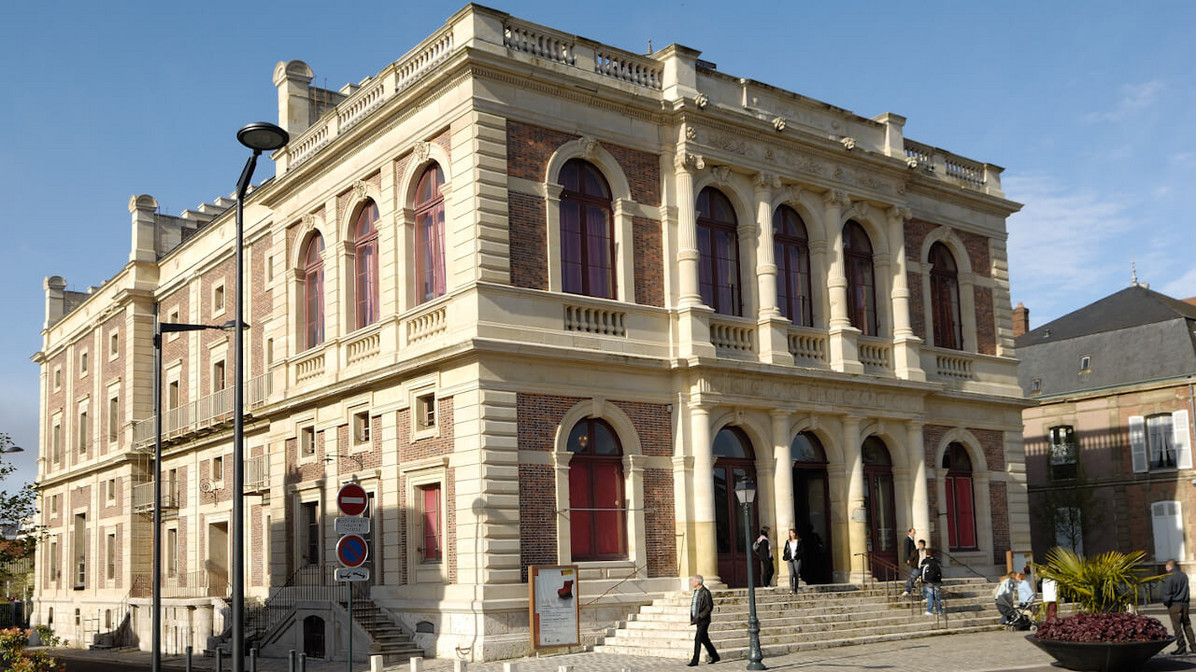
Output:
[454, 660, 468, 672]
[370, 654, 384, 672]
[410, 656, 424, 672]
[503, 663, 518, 672]
[217, 649, 224, 672]
[185, 646, 193, 672]
[299, 652, 307, 672]
[250, 647, 258, 672]
[289, 649, 297, 672]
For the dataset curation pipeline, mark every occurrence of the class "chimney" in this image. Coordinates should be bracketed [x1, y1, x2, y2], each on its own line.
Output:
[1012, 302, 1029, 338]
[129, 194, 159, 263]
[274, 60, 314, 138]
[44, 275, 68, 329]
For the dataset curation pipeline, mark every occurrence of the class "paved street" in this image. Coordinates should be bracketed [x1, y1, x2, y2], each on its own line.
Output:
[50, 625, 1196, 672]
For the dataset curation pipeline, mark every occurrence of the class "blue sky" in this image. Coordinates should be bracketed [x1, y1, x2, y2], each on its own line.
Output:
[2, 1, 1194, 487]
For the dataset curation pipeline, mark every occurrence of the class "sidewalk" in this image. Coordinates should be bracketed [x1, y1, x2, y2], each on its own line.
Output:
[48, 606, 1196, 672]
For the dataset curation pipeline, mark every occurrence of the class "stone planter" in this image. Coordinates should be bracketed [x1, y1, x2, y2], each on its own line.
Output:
[1025, 634, 1175, 672]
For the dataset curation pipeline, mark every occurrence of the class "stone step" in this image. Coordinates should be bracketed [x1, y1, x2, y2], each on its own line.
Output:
[621, 604, 994, 632]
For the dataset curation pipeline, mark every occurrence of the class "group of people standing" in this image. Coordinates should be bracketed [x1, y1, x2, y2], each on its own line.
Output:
[751, 527, 808, 593]
[900, 529, 944, 616]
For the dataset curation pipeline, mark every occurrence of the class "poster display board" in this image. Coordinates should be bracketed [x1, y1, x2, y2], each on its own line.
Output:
[529, 565, 579, 649]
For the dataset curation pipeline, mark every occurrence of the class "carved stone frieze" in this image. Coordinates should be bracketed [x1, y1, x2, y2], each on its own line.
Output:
[709, 133, 748, 155]
[696, 375, 923, 413]
[685, 126, 697, 140]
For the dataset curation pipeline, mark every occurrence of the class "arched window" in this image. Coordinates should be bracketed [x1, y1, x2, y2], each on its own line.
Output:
[942, 442, 977, 550]
[414, 164, 446, 305]
[774, 205, 812, 326]
[843, 221, 878, 336]
[567, 418, 626, 560]
[302, 234, 325, 351]
[353, 201, 380, 330]
[559, 159, 614, 299]
[696, 187, 741, 316]
[929, 242, 962, 350]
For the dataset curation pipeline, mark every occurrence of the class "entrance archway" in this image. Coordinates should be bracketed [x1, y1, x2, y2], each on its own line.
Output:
[713, 427, 758, 588]
[791, 432, 832, 584]
[303, 615, 325, 658]
[862, 437, 897, 578]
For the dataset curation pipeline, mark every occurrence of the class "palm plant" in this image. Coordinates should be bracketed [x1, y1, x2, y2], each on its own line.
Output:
[1034, 547, 1162, 613]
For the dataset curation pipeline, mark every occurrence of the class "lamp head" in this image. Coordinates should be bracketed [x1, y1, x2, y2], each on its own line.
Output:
[1, 446, 24, 454]
[734, 479, 756, 505]
[237, 122, 289, 153]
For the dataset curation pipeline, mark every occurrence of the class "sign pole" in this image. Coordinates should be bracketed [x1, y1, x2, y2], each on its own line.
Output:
[347, 580, 352, 672]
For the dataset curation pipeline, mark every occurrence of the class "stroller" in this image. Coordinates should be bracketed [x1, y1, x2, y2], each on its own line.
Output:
[1002, 596, 1038, 632]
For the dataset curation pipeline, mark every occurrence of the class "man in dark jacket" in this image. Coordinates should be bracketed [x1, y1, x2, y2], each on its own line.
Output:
[689, 575, 719, 666]
[901, 533, 924, 596]
[1163, 559, 1194, 656]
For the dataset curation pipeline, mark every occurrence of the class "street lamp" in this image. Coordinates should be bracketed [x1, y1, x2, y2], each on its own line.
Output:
[735, 479, 766, 670]
[233, 122, 288, 672]
[152, 311, 233, 672]
[0, 446, 24, 454]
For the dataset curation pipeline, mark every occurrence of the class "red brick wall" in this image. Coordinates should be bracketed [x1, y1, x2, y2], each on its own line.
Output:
[160, 287, 190, 410]
[924, 425, 1009, 558]
[199, 258, 234, 397]
[633, 217, 664, 307]
[907, 271, 926, 341]
[507, 121, 660, 205]
[509, 192, 548, 290]
[990, 482, 1010, 565]
[250, 237, 273, 377]
[397, 397, 457, 584]
[99, 478, 122, 520]
[101, 313, 123, 454]
[643, 468, 676, 577]
[959, 230, 991, 277]
[974, 286, 996, 355]
[285, 431, 328, 485]
[519, 463, 556, 581]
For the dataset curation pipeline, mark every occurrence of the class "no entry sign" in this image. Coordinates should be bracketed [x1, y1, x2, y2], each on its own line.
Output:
[337, 482, 368, 517]
[336, 534, 369, 568]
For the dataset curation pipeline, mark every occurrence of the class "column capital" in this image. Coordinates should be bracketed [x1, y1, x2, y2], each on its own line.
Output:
[674, 152, 706, 172]
[752, 171, 781, 192]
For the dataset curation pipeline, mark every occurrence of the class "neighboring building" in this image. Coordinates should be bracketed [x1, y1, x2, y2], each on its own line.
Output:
[33, 5, 1027, 661]
[1017, 284, 1195, 584]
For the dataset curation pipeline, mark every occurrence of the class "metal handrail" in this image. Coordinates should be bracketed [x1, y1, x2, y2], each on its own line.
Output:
[938, 548, 996, 582]
[854, 551, 904, 599]
[581, 562, 651, 607]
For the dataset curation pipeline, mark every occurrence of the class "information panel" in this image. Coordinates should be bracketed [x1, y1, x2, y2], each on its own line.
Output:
[528, 565, 579, 649]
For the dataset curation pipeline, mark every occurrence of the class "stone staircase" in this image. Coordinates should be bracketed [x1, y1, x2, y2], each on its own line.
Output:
[594, 578, 1002, 659]
[341, 598, 425, 663]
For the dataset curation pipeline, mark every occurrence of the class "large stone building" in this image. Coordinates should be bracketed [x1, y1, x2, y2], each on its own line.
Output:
[1017, 284, 1195, 583]
[33, 5, 1028, 661]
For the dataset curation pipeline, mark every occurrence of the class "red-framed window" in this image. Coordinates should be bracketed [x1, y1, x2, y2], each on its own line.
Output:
[943, 442, 977, 550]
[929, 242, 962, 350]
[302, 234, 325, 350]
[567, 418, 626, 560]
[354, 200, 380, 329]
[420, 484, 442, 563]
[414, 164, 446, 305]
[559, 159, 615, 298]
[843, 221, 878, 336]
[697, 187, 741, 316]
[774, 205, 812, 327]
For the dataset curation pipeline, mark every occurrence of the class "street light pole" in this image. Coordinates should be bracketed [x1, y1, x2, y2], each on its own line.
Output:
[232, 122, 288, 672]
[736, 480, 766, 671]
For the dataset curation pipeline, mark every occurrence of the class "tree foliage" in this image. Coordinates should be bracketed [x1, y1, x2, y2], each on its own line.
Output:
[0, 432, 39, 568]
[1034, 547, 1162, 613]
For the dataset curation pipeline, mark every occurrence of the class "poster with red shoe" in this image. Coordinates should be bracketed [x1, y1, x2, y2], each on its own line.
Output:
[529, 565, 579, 648]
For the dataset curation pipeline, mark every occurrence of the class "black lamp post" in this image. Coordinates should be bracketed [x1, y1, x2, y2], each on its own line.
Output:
[735, 479, 766, 670]
[152, 308, 233, 672]
[232, 122, 288, 672]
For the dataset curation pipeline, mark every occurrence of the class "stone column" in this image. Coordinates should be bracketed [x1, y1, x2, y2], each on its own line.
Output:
[842, 416, 867, 581]
[770, 410, 795, 585]
[552, 452, 573, 563]
[888, 206, 925, 381]
[690, 403, 719, 582]
[824, 191, 863, 374]
[907, 422, 930, 543]
[934, 466, 950, 553]
[675, 154, 715, 358]
[755, 174, 793, 365]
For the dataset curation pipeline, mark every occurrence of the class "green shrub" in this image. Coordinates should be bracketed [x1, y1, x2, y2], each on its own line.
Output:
[1034, 548, 1162, 613]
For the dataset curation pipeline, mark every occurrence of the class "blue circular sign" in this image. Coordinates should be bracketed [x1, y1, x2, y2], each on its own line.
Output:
[336, 534, 369, 568]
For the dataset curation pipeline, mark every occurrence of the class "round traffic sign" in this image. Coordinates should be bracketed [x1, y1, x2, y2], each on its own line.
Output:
[337, 482, 368, 517]
[336, 534, 369, 568]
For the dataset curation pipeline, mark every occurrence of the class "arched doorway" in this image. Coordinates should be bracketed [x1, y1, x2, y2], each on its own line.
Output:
[713, 427, 757, 588]
[943, 442, 977, 551]
[791, 432, 832, 584]
[862, 437, 897, 578]
[303, 615, 325, 659]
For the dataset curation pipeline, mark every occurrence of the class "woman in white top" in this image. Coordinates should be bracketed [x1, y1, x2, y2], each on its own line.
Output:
[782, 529, 803, 593]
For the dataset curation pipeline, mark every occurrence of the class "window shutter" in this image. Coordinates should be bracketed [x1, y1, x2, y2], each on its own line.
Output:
[1172, 410, 1193, 470]
[1152, 501, 1185, 561]
[1129, 416, 1148, 473]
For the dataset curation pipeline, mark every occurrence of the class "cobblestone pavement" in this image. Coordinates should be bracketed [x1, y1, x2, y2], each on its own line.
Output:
[49, 606, 1196, 672]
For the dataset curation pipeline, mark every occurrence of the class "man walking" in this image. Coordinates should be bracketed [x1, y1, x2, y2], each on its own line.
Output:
[920, 549, 944, 617]
[689, 575, 720, 666]
[901, 530, 923, 597]
[1163, 559, 1194, 656]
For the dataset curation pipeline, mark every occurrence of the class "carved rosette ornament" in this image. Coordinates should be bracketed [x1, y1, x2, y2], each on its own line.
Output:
[905, 155, 919, 169]
[694, 92, 709, 109]
[840, 136, 856, 151]
[685, 126, 697, 140]
[772, 116, 787, 132]
[412, 141, 431, 165]
[578, 135, 601, 161]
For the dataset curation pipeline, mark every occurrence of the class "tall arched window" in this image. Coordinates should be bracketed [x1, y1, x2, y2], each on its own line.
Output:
[843, 221, 878, 336]
[943, 442, 977, 550]
[567, 418, 626, 560]
[696, 187, 741, 316]
[929, 242, 962, 350]
[353, 201, 380, 330]
[774, 205, 812, 326]
[302, 234, 325, 351]
[559, 159, 614, 299]
[414, 164, 446, 305]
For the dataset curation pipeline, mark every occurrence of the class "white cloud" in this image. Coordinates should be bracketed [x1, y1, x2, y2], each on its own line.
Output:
[1159, 267, 1196, 301]
[1083, 80, 1165, 123]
